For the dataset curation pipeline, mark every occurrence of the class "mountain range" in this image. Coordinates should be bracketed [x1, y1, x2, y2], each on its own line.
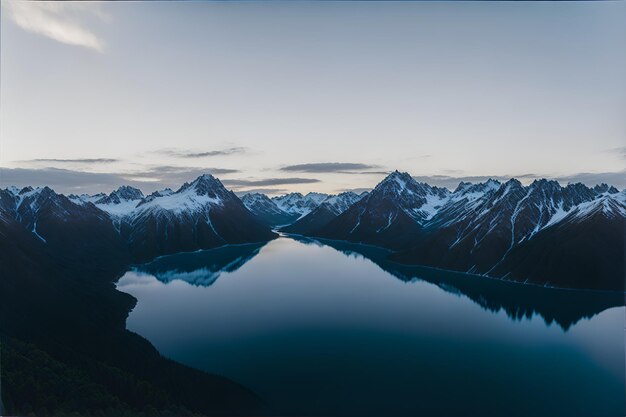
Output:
[2, 174, 275, 264]
[1, 171, 623, 291]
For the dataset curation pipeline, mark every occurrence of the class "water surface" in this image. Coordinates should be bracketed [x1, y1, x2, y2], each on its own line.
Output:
[117, 236, 625, 417]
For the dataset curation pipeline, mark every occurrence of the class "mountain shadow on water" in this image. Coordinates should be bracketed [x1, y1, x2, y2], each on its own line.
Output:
[133, 242, 267, 287]
[290, 236, 624, 330]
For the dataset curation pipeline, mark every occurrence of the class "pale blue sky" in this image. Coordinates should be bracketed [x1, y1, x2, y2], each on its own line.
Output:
[1, 1, 625, 194]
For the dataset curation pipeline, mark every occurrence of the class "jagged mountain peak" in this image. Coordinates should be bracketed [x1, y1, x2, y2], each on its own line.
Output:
[148, 188, 174, 198]
[564, 182, 594, 194]
[96, 185, 144, 205]
[502, 178, 524, 189]
[242, 192, 270, 200]
[271, 191, 329, 218]
[6, 186, 20, 195]
[272, 192, 304, 201]
[19, 186, 35, 195]
[179, 174, 226, 195]
[453, 181, 472, 193]
[453, 179, 501, 198]
[318, 191, 363, 213]
[242, 192, 300, 227]
[593, 183, 619, 195]
[375, 170, 414, 190]
[304, 191, 328, 199]
[16, 187, 61, 208]
[529, 178, 560, 189]
[241, 192, 275, 207]
[562, 193, 626, 223]
[114, 185, 144, 200]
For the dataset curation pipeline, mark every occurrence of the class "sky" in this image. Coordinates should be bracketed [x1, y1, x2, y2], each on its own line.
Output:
[1, 1, 625, 195]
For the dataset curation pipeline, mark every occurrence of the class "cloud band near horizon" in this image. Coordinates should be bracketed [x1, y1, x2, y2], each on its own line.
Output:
[1, 167, 624, 197]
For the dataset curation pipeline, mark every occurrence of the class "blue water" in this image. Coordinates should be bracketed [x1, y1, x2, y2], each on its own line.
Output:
[117, 236, 625, 417]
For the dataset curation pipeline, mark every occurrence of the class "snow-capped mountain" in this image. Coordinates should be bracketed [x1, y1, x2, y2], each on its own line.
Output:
[87, 186, 144, 219]
[393, 178, 606, 274]
[319, 191, 368, 216]
[148, 188, 174, 198]
[271, 192, 329, 218]
[278, 170, 624, 290]
[486, 191, 626, 290]
[0, 174, 277, 264]
[388, 179, 622, 290]
[1, 171, 622, 290]
[311, 171, 451, 248]
[118, 174, 276, 261]
[95, 186, 144, 205]
[281, 191, 367, 235]
[1, 186, 129, 269]
[68, 192, 107, 205]
[241, 193, 299, 226]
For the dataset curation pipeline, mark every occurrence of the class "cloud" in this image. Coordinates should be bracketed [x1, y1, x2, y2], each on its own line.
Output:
[158, 147, 248, 158]
[555, 170, 626, 189]
[138, 165, 239, 176]
[27, 158, 119, 164]
[340, 187, 372, 195]
[222, 178, 320, 187]
[233, 188, 289, 197]
[0, 167, 145, 194]
[0, 166, 240, 195]
[411, 171, 626, 190]
[609, 146, 626, 159]
[280, 162, 381, 173]
[4, 1, 106, 52]
[120, 165, 239, 186]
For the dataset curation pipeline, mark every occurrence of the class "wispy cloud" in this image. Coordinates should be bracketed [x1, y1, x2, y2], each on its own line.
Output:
[4, 1, 107, 52]
[120, 165, 239, 185]
[280, 162, 381, 173]
[222, 178, 320, 187]
[609, 146, 626, 159]
[157, 147, 248, 158]
[340, 187, 372, 195]
[234, 188, 289, 197]
[555, 170, 626, 189]
[27, 158, 119, 164]
[138, 165, 239, 176]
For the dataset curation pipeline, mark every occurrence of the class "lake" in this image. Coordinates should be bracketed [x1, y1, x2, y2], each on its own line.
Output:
[116, 236, 625, 417]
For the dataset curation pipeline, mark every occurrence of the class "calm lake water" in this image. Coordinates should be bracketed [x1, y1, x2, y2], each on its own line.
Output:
[117, 236, 625, 417]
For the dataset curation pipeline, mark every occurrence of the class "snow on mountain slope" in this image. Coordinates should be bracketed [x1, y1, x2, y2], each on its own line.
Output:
[318, 191, 366, 216]
[552, 191, 626, 224]
[2, 172, 623, 290]
[96, 186, 144, 204]
[271, 192, 329, 218]
[310, 171, 451, 248]
[281, 191, 367, 235]
[242, 193, 281, 212]
[487, 190, 626, 291]
[118, 174, 276, 261]
[68, 193, 107, 205]
[87, 186, 145, 217]
[241, 193, 298, 226]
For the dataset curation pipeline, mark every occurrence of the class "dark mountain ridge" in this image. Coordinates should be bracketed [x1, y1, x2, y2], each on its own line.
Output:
[0, 175, 277, 416]
[283, 171, 624, 291]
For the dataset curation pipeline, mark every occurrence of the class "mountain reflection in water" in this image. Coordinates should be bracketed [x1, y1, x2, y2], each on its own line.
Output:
[132, 242, 267, 286]
[118, 236, 625, 417]
[132, 236, 623, 331]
